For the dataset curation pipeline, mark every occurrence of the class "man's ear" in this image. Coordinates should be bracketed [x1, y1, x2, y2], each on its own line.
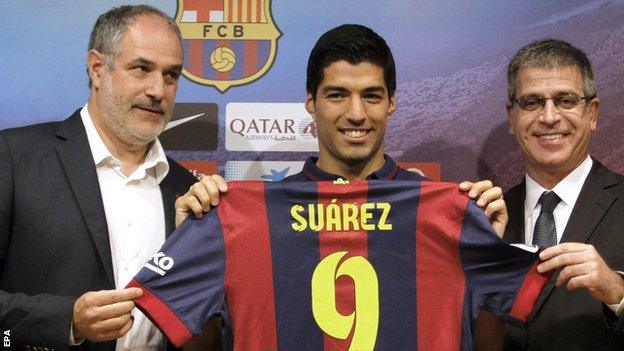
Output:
[87, 50, 106, 89]
[305, 92, 316, 120]
[506, 102, 515, 135]
[588, 96, 600, 133]
[387, 95, 397, 118]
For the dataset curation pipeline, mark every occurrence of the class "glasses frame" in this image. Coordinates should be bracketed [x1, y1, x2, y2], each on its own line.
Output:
[512, 93, 595, 112]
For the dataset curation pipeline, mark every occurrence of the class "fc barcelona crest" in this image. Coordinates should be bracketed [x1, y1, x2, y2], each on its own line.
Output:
[175, 0, 282, 92]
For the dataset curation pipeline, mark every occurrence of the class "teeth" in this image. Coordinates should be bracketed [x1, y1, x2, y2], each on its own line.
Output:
[344, 130, 366, 138]
[540, 134, 563, 140]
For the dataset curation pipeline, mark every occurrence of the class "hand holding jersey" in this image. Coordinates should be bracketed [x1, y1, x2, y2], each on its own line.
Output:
[175, 174, 228, 227]
[72, 288, 142, 342]
[459, 180, 507, 237]
[538, 243, 624, 305]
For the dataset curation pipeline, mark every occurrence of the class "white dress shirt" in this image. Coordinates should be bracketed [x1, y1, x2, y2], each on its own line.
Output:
[523, 155, 593, 246]
[523, 155, 624, 315]
[81, 106, 168, 351]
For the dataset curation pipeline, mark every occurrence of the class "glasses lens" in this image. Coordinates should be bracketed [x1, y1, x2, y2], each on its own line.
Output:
[518, 96, 544, 111]
[553, 94, 581, 109]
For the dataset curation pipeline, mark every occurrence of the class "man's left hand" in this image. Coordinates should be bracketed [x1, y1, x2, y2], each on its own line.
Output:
[459, 180, 507, 238]
[538, 242, 624, 305]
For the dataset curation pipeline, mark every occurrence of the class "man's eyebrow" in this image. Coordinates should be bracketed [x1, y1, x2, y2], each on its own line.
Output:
[521, 89, 579, 97]
[128, 57, 153, 66]
[128, 57, 183, 73]
[171, 64, 183, 73]
[362, 86, 386, 94]
[321, 85, 386, 92]
[321, 86, 349, 94]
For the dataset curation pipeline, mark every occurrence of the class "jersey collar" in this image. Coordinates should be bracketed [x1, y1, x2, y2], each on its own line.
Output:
[301, 155, 400, 181]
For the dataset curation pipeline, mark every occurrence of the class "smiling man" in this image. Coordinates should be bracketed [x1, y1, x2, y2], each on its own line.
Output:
[501, 39, 624, 350]
[139, 25, 541, 351]
[0, 5, 198, 351]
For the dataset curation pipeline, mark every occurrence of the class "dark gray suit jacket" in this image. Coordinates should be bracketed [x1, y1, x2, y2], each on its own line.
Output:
[503, 159, 624, 350]
[0, 110, 197, 351]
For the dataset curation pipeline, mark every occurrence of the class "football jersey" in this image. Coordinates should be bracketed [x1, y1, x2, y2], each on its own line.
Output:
[129, 180, 549, 350]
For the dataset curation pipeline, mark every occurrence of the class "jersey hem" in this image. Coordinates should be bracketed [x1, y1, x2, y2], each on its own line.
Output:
[127, 279, 193, 348]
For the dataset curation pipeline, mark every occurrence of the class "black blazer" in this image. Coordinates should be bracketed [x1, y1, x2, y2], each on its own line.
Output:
[0, 110, 197, 351]
[503, 159, 624, 350]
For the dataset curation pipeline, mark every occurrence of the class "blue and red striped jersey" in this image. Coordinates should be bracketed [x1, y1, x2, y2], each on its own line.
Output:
[129, 180, 549, 350]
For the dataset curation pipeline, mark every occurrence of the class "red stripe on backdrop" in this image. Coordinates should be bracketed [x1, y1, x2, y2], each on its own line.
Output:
[415, 182, 467, 350]
[210, 0, 224, 12]
[238, 0, 243, 22]
[215, 40, 232, 80]
[228, 0, 233, 22]
[317, 181, 369, 351]
[188, 40, 204, 77]
[250, 0, 256, 22]
[246, 0, 252, 22]
[243, 40, 258, 78]
[257, 0, 263, 22]
[219, 182, 277, 350]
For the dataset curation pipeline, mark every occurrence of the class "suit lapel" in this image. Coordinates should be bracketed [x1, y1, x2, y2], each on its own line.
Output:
[560, 161, 617, 244]
[503, 180, 526, 245]
[530, 160, 618, 319]
[55, 111, 115, 287]
[160, 173, 177, 237]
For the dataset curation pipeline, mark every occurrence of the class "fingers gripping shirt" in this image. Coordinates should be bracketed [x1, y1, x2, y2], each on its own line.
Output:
[128, 180, 550, 351]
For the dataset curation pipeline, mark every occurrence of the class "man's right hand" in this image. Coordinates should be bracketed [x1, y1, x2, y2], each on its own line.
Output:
[175, 174, 228, 227]
[72, 288, 142, 342]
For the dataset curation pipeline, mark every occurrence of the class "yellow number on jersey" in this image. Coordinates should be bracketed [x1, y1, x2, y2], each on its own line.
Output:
[311, 251, 379, 350]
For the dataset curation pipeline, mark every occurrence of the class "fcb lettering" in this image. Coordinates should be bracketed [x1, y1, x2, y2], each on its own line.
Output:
[129, 180, 550, 350]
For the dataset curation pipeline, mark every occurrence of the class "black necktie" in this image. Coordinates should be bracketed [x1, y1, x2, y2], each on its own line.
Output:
[532, 191, 561, 248]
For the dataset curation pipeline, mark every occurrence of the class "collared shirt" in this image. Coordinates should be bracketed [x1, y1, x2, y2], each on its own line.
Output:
[523, 156, 624, 315]
[286, 155, 413, 182]
[81, 105, 168, 351]
[523, 155, 593, 246]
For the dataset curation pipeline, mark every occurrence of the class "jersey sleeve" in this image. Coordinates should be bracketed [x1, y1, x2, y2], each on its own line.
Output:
[459, 200, 550, 325]
[127, 212, 227, 347]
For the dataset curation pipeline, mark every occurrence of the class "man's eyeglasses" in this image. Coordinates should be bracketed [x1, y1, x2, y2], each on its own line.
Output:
[512, 93, 594, 112]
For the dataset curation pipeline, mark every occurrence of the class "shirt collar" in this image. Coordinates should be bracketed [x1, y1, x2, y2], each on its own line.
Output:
[80, 105, 169, 184]
[300, 155, 400, 181]
[525, 155, 593, 212]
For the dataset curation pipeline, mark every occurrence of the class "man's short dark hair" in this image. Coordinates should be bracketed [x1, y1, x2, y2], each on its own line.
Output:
[306, 24, 396, 99]
[87, 4, 182, 87]
[507, 39, 596, 101]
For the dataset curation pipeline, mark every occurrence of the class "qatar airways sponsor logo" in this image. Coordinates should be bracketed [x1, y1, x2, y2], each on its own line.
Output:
[225, 103, 318, 152]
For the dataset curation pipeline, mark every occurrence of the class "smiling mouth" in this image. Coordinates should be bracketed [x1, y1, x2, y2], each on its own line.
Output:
[537, 133, 565, 140]
[342, 129, 369, 138]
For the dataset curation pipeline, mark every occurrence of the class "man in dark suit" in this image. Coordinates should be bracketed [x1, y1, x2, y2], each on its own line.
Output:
[0, 5, 198, 350]
[501, 39, 624, 350]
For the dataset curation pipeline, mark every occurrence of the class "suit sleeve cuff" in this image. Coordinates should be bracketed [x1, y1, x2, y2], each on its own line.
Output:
[607, 271, 624, 316]
[69, 322, 85, 346]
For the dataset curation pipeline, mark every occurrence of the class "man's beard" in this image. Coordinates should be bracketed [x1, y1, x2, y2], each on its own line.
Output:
[98, 77, 171, 147]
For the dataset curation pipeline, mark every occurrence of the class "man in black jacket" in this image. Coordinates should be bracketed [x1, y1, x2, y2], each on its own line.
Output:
[0, 5, 200, 350]
[501, 39, 624, 350]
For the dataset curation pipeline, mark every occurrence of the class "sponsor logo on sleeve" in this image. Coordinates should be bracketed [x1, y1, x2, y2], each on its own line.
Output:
[145, 252, 175, 276]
